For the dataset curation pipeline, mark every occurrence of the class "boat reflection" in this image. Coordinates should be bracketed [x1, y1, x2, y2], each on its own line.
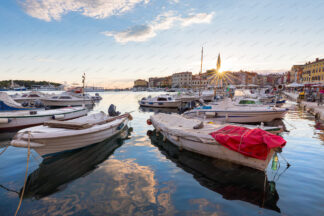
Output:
[21, 127, 132, 199]
[148, 130, 281, 213]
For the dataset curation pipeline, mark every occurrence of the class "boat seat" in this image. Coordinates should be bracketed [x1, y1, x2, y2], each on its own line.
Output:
[44, 120, 92, 130]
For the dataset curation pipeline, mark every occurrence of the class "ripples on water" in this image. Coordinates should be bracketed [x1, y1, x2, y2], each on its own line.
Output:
[0, 92, 323, 216]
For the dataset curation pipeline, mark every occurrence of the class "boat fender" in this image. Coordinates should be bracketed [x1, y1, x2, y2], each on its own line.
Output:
[147, 119, 152, 125]
[53, 114, 65, 120]
[128, 114, 133, 121]
[0, 118, 9, 124]
[193, 121, 204, 129]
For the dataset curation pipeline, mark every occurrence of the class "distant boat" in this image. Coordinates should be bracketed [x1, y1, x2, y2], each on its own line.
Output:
[14, 87, 27, 91]
[11, 111, 132, 156]
[11, 91, 49, 106]
[139, 95, 181, 108]
[41, 93, 94, 107]
[184, 98, 288, 123]
[0, 106, 88, 132]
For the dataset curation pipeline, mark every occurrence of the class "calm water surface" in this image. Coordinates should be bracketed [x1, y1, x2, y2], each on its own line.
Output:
[0, 91, 323, 216]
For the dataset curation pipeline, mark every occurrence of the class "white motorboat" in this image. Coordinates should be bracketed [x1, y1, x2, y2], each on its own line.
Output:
[91, 93, 103, 101]
[139, 95, 181, 108]
[11, 91, 49, 106]
[183, 98, 288, 123]
[41, 93, 94, 107]
[201, 90, 215, 102]
[0, 106, 88, 132]
[11, 112, 132, 157]
[148, 113, 286, 171]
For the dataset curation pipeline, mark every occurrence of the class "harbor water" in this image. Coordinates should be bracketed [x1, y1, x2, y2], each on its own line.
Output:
[0, 91, 324, 216]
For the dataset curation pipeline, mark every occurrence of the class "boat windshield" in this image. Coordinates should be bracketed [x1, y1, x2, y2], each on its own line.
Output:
[157, 97, 167, 101]
[29, 94, 40, 97]
[59, 96, 72, 99]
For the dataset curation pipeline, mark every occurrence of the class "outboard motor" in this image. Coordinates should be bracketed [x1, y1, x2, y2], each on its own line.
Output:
[108, 104, 121, 116]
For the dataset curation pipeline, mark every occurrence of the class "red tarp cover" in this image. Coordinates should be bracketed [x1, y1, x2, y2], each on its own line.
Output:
[209, 126, 286, 160]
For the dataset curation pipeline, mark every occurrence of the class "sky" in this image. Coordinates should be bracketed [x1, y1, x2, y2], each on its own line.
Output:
[0, 0, 323, 88]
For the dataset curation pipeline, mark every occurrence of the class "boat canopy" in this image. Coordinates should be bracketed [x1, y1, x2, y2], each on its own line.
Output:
[0, 92, 30, 111]
[209, 125, 286, 160]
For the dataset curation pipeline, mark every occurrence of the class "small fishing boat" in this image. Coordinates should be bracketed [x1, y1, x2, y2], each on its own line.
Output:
[139, 95, 181, 108]
[0, 106, 88, 132]
[21, 127, 131, 199]
[184, 98, 288, 123]
[91, 93, 103, 101]
[41, 93, 94, 107]
[148, 113, 286, 171]
[11, 110, 132, 157]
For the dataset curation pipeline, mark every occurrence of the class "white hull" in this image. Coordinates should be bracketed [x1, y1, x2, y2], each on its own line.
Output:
[139, 100, 181, 108]
[160, 130, 274, 171]
[0, 107, 88, 131]
[41, 99, 93, 107]
[150, 113, 278, 171]
[11, 114, 130, 156]
[185, 110, 288, 123]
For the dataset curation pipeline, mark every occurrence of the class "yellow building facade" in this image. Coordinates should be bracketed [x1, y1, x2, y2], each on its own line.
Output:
[134, 79, 148, 88]
[302, 58, 324, 84]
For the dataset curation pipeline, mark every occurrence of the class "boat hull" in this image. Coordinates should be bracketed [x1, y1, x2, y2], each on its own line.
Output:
[41, 99, 93, 107]
[139, 100, 181, 108]
[12, 118, 129, 157]
[0, 108, 88, 132]
[159, 130, 274, 171]
[185, 110, 288, 123]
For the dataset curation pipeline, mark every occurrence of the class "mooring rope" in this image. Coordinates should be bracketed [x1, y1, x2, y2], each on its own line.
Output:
[0, 145, 8, 156]
[14, 131, 31, 216]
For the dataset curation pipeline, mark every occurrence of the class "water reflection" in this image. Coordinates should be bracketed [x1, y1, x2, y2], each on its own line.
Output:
[148, 130, 281, 213]
[21, 127, 132, 199]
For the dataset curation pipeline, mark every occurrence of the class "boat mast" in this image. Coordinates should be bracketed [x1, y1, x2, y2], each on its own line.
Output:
[82, 73, 85, 107]
[199, 46, 203, 97]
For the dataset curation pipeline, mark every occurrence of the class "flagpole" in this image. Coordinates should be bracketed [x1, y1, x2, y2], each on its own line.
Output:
[199, 46, 203, 97]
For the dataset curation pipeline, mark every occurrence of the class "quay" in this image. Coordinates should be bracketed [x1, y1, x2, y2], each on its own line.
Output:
[283, 91, 324, 121]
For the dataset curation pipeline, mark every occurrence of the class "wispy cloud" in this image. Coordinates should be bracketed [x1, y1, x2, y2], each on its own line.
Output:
[103, 11, 214, 43]
[35, 57, 57, 62]
[20, 0, 149, 22]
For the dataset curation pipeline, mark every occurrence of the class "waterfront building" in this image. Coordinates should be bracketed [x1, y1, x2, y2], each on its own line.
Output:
[290, 65, 304, 83]
[302, 58, 324, 84]
[134, 79, 148, 88]
[191, 74, 209, 88]
[171, 71, 192, 88]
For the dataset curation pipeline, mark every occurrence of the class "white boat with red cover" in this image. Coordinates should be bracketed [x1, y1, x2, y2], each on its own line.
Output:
[149, 113, 286, 171]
